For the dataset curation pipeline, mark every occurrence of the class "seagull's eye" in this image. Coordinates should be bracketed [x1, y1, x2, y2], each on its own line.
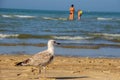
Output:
[54, 41, 56, 43]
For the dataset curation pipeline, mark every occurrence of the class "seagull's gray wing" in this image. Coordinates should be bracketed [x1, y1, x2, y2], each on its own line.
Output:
[16, 50, 54, 66]
[30, 50, 54, 66]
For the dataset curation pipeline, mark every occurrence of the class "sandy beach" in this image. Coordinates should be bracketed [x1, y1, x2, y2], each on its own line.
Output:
[0, 54, 120, 80]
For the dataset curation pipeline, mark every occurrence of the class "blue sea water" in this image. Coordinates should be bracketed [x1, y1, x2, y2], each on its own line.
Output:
[0, 8, 120, 57]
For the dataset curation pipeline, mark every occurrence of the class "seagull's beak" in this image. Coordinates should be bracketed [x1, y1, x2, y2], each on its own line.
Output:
[54, 41, 60, 45]
[56, 42, 60, 45]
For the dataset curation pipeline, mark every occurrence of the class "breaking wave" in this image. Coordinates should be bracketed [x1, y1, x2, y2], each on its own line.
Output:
[1, 14, 36, 18]
[89, 33, 120, 42]
[0, 34, 53, 39]
[53, 36, 93, 40]
[92, 33, 120, 37]
[0, 34, 93, 40]
[1, 14, 67, 21]
[1, 33, 119, 42]
[97, 17, 120, 21]
[97, 17, 112, 21]
[0, 34, 19, 38]
[14, 15, 36, 18]
[42, 17, 67, 21]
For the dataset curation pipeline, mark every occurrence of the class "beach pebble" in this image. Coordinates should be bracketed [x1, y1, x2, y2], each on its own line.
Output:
[108, 63, 112, 65]
[31, 68, 37, 72]
[10, 58, 15, 61]
[103, 70, 111, 73]
[89, 61, 92, 63]
[72, 70, 81, 74]
[78, 60, 81, 63]
[19, 73, 28, 77]
[17, 73, 21, 76]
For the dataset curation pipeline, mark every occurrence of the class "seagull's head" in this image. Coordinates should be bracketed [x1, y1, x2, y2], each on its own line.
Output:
[47, 40, 60, 54]
[48, 40, 60, 46]
[47, 40, 60, 52]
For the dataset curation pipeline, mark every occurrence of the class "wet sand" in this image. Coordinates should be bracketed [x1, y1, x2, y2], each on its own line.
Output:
[0, 54, 120, 80]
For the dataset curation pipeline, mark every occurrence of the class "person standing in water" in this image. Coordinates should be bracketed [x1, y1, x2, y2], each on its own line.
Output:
[69, 4, 75, 20]
[78, 9, 83, 20]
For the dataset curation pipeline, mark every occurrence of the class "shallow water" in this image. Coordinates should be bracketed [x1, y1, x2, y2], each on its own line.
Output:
[0, 8, 120, 57]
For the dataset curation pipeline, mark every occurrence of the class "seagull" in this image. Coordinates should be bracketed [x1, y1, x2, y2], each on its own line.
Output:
[16, 40, 60, 75]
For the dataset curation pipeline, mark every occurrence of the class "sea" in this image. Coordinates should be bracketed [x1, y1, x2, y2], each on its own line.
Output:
[0, 8, 120, 57]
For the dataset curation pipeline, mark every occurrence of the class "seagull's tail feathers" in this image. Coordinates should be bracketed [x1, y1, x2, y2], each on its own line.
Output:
[15, 59, 31, 66]
[16, 62, 23, 66]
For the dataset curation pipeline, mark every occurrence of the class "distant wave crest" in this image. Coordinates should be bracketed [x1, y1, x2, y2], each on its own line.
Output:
[97, 17, 120, 21]
[14, 15, 36, 18]
[42, 17, 67, 21]
[97, 17, 112, 21]
[0, 34, 93, 40]
[0, 34, 54, 39]
[1, 14, 36, 18]
[1, 14, 68, 21]
[53, 36, 93, 40]
[91, 33, 120, 37]
[0, 33, 120, 42]
[89, 33, 120, 42]
[0, 34, 19, 38]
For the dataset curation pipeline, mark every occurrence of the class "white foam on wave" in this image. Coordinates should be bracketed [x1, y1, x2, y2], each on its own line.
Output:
[97, 17, 112, 21]
[91, 33, 120, 40]
[42, 17, 57, 20]
[0, 34, 19, 38]
[14, 15, 35, 18]
[58, 18, 67, 20]
[92, 33, 120, 37]
[2, 15, 13, 18]
[42, 17, 67, 21]
[53, 36, 93, 40]
[2, 14, 35, 18]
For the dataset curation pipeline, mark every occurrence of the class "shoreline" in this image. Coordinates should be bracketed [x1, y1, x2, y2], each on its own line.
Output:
[1, 46, 120, 58]
[1, 54, 120, 58]
[0, 43, 120, 48]
[0, 54, 120, 80]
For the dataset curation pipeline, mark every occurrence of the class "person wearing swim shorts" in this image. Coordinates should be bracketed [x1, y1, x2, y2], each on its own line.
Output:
[69, 4, 75, 20]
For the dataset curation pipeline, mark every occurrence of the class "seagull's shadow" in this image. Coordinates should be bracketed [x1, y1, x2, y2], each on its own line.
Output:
[48, 76, 89, 79]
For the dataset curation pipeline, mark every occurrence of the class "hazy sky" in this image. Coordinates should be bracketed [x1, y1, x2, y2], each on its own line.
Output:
[0, 0, 120, 12]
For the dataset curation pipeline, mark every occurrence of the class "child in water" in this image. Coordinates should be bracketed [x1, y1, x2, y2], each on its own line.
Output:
[78, 10, 83, 20]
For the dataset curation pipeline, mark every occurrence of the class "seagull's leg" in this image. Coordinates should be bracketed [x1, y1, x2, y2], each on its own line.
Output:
[38, 66, 42, 79]
[39, 66, 42, 74]
[43, 66, 46, 78]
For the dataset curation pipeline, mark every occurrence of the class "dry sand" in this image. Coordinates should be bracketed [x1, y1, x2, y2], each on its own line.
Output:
[0, 54, 120, 80]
